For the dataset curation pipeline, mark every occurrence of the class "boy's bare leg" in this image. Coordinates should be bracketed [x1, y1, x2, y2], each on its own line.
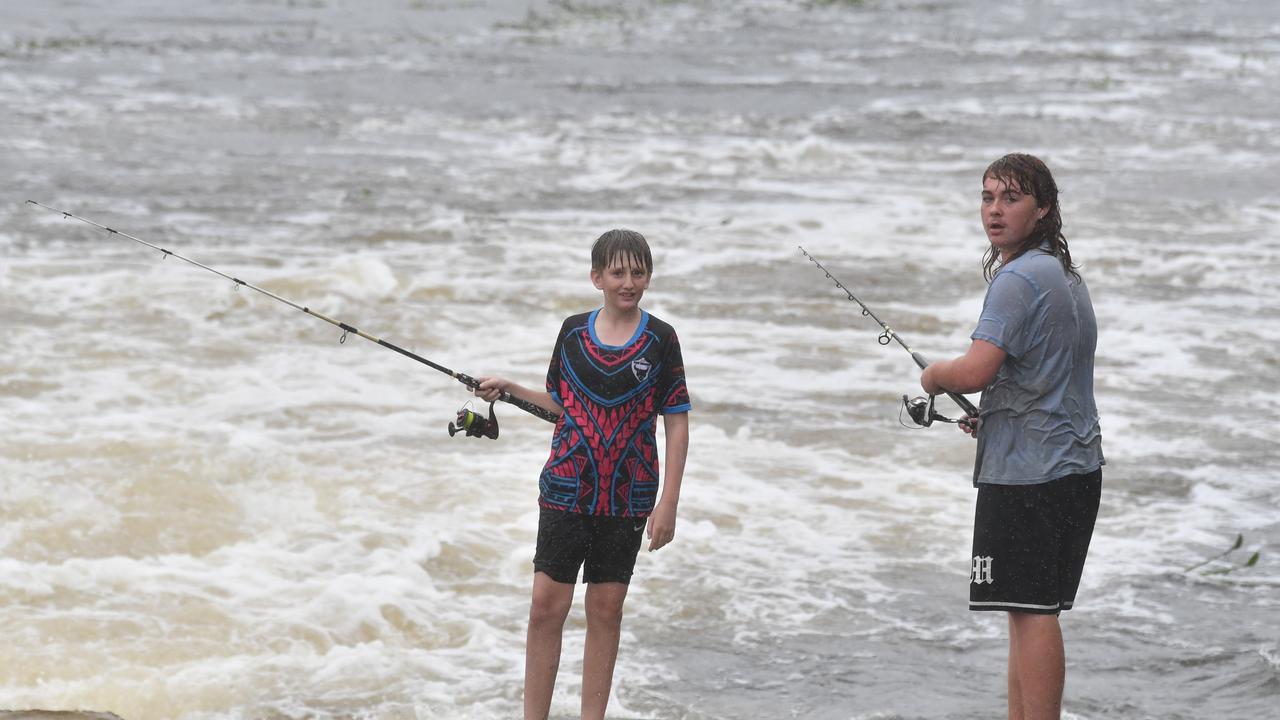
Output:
[525, 572, 576, 720]
[1007, 612, 1065, 720]
[580, 581, 630, 720]
[1008, 617, 1023, 720]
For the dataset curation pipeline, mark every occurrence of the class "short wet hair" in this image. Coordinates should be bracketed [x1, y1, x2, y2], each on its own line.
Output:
[591, 229, 653, 274]
[982, 153, 1079, 282]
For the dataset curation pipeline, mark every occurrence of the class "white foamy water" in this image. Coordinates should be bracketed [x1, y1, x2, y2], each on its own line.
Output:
[2, 1, 1279, 719]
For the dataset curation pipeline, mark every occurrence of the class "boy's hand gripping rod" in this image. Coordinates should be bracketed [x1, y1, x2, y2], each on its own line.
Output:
[798, 246, 979, 428]
[27, 200, 562, 435]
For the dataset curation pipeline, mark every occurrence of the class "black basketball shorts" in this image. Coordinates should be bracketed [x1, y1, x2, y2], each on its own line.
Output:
[969, 468, 1102, 615]
[533, 507, 648, 585]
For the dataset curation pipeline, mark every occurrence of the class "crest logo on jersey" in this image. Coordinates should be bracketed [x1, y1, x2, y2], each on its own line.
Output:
[971, 556, 994, 585]
[631, 357, 652, 382]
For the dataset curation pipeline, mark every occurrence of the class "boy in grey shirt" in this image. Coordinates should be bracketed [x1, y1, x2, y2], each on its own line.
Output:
[921, 153, 1104, 720]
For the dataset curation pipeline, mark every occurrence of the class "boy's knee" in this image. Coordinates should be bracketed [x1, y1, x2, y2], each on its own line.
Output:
[584, 592, 626, 627]
[528, 591, 572, 628]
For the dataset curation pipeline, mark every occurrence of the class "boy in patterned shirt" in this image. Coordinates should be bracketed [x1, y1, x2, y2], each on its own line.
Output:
[475, 229, 690, 720]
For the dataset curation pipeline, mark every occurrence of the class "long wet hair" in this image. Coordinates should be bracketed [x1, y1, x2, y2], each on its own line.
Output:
[591, 229, 653, 274]
[981, 153, 1080, 283]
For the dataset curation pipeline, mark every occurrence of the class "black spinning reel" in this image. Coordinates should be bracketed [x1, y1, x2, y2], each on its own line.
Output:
[901, 394, 974, 430]
[448, 401, 500, 440]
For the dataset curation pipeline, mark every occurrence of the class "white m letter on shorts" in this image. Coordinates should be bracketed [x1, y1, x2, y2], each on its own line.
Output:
[971, 555, 994, 585]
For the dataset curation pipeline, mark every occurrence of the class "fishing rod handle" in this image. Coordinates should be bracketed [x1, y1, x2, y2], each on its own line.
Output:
[499, 391, 561, 424]
[454, 372, 561, 424]
[946, 391, 980, 419]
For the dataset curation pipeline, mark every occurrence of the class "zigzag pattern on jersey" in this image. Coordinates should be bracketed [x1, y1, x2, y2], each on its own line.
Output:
[619, 450, 658, 510]
[545, 383, 658, 515]
[578, 327, 650, 379]
[541, 428, 588, 502]
[542, 406, 586, 487]
[663, 365, 690, 409]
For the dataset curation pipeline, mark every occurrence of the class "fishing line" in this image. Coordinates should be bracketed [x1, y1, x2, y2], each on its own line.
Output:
[798, 245, 978, 429]
[27, 200, 561, 436]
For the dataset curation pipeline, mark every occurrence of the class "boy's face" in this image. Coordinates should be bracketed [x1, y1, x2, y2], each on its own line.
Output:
[981, 175, 1046, 259]
[591, 255, 651, 313]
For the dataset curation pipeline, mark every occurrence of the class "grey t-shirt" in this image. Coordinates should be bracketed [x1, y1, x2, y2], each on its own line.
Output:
[971, 250, 1105, 485]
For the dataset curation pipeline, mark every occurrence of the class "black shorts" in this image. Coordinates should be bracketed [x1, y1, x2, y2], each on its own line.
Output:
[969, 468, 1102, 615]
[533, 507, 647, 585]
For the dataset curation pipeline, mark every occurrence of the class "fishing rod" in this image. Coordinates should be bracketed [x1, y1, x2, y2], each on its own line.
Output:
[798, 245, 979, 429]
[27, 200, 561, 438]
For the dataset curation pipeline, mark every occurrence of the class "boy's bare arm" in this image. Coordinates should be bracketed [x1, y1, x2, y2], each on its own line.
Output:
[474, 376, 564, 417]
[920, 339, 1006, 395]
[647, 411, 689, 552]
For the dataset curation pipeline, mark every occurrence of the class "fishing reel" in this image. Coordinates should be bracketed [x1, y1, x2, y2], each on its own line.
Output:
[901, 394, 974, 430]
[448, 401, 500, 440]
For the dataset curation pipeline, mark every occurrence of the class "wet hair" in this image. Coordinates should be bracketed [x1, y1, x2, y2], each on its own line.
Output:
[591, 229, 653, 275]
[981, 153, 1080, 283]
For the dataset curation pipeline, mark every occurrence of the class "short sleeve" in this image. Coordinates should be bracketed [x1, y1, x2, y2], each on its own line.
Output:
[972, 271, 1037, 359]
[545, 321, 568, 404]
[659, 330, 691, 414]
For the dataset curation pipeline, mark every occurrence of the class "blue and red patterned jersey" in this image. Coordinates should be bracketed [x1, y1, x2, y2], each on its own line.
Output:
[539, 309, 691, 517]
